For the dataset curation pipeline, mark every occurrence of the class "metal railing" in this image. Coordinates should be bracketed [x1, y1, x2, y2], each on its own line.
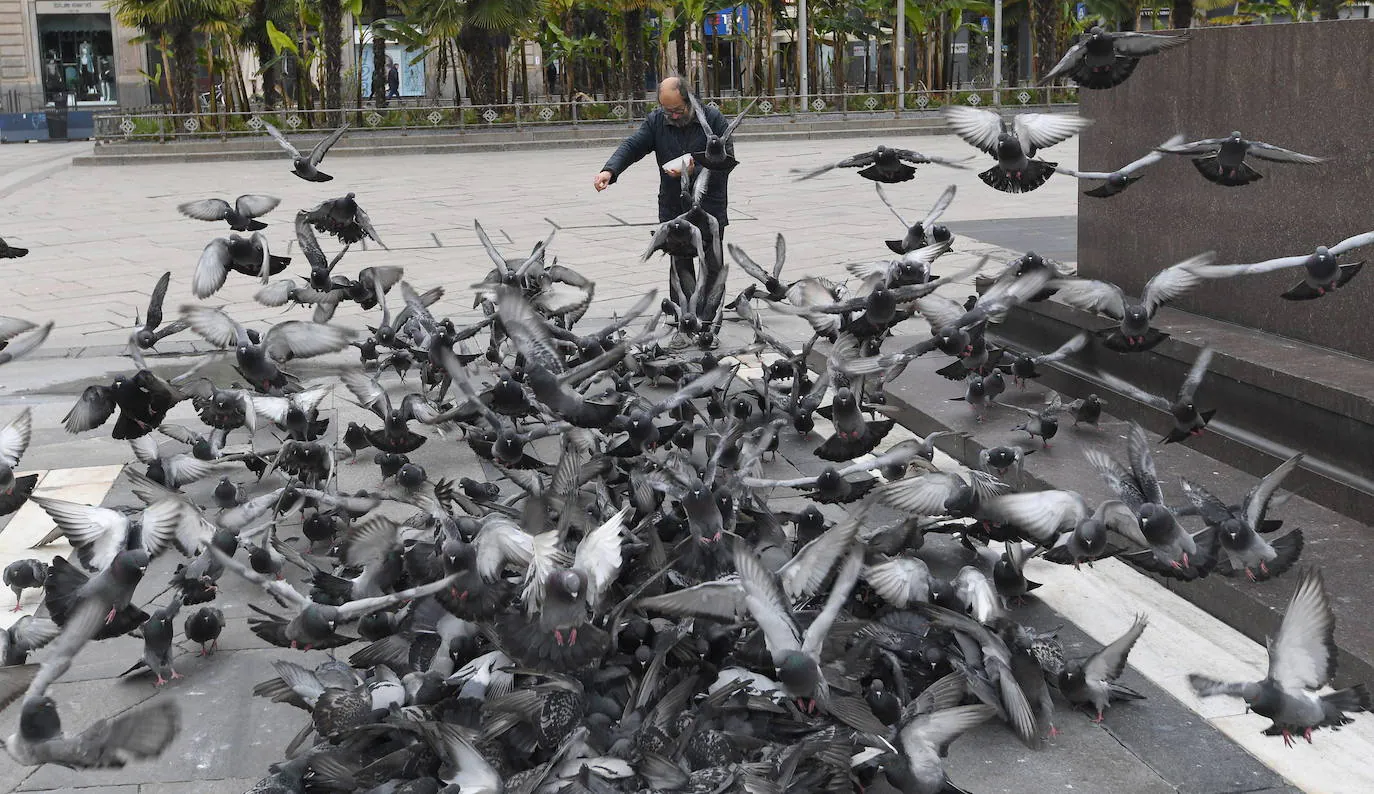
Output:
[92, 86, 1079, 144]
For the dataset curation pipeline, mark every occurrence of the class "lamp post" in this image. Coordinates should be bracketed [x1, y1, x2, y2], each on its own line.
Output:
[799, 0, 809, 106]
[895, 0, 905, 110]
[992, 0, 1003, 103]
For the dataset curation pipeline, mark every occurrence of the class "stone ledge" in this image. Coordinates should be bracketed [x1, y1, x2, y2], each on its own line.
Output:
[810, 331, 1374, 688]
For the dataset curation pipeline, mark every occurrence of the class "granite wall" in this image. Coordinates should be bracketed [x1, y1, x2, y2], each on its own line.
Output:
[1076, 19, 1374, 361]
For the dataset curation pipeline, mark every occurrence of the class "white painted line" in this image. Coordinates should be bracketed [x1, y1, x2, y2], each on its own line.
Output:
[0, 464, 124, 627]
[1027, 556, 1374, 794]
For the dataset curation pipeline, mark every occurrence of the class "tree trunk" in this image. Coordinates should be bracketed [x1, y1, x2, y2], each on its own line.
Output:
[624, 8, 644, 98]
[1031, 0, 1061, 79]
[370, 0, 388, 106]
[1169, 0, 1194, 27]
[249, 0, 277, 108]
[320, 0, 343, 120]
[458, 27, 500, 105]
[1317, 0, 1342, 19]
[171, 24, 197, 117]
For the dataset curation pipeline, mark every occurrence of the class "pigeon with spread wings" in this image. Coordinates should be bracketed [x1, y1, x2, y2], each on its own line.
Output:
[1189, 229, 1374, 300]
[944, 106, 1092, 193]
[1043, 26, 1190, 89]
[791, 144, 971, 183]
[177, 194, 280, 231]
[1155, 131, 1325, 187]
[263, 121, 348, 182]
[1048, 251, 1214, 352]
[1057, 134, 1185, 197]
[876, 183, 957, 254]
[1189, 570, 1371, 745]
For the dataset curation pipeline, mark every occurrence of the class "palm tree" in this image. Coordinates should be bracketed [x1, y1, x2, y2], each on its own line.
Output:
[1030, 0, 1060, 78]
[244, 0, 279, 107]
[110, 0, 232, 113]
[319, 0, 344, 118]
[370, 0, 389, 105]
[408, 0, 542, 106]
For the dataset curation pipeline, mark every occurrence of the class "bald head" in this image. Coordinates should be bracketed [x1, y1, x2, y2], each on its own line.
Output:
[658, 76, 694, 126]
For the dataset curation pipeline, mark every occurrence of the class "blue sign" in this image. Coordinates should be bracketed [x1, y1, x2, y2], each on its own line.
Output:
[704, 6, 750, 36]
[1076, 2, 1087, 19]
[981, 16, 990, 31]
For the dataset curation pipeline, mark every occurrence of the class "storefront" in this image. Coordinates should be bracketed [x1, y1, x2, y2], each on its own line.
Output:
[0, 0, 150, 115]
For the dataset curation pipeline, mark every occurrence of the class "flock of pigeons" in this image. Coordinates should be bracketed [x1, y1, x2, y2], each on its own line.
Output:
[0, 22, 1368, 794]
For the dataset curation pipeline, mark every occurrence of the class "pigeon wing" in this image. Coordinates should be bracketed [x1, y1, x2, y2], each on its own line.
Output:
[1246, 140, 1324, 165]
[943, 106, 1003, 154]
[981, 490, 1088, 544]
[1048, 278, 1127, 320]
[573, 506, 630, 607]
[262, 122, 302, 159]
[177, 198, 231, 222]
[309, 123, 349, 165]
[235, 194, 280, 218]
[1142, 252, 1213, 316]
[1331, 230, 1374, 257]
[1041, 39, 1088, 82]
[192, 239, 233, 299]
[1177, 346, 1214, 402]
[1082, 614, 1148, 684]
[294, 211, 328, 271]
[733, 543, 803, 661]
[261, 321, 354, 363]
[1111, 30, 1190, 56]
[1267, 569, 1337, 690]
[1242, 453, 1303, 531]
[1013, 112, 1093, 153]
[0, 407, 31, 467]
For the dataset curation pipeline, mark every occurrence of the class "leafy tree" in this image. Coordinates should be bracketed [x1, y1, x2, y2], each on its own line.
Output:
[110, 0, 236, 113]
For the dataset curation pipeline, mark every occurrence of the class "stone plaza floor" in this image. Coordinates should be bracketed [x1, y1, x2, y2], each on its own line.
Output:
[0, 134, 1363, 793]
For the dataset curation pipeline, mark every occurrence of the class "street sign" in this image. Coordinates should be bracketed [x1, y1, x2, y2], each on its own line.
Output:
[953, 42, 969, 54]
[1076, 2, 1087, 19]
[981, 16, 990, 31]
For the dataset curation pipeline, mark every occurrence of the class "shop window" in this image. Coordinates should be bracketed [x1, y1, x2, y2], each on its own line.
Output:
[38, 13, 118, 106]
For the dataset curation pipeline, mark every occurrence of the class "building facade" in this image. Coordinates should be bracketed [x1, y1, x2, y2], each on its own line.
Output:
[0, 0, 149, 113]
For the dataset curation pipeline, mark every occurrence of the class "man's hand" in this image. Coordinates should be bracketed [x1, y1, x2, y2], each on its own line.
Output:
[662, 154, 694, 178]
[593, 170, 613, 192]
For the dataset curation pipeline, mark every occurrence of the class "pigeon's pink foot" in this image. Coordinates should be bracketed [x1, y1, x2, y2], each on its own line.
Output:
[1048, 725, 1060, 739]
[154, 675, 166, 687]
[554, 629, 565, 646]
[1304, 727, 1313, 743]
[568, 628, 578, 646]
[106, 607, 118, 624]
[10, 604, 21, 613]
[1282, 730, 1294, 748]
[1092, 711, 1105, 724]
[170, 670, 183, 680]
[1246, 568, 1256, 583]
[1261, 561, 1270, 574]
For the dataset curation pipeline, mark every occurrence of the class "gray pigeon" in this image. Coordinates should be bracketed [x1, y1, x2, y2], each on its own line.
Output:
[1042, 26, 1190, 89]
[121, 597, 183, 686]
[1156, 131, 1324, 187]
[6, 696, 181, 768]
[0, 237, 27, 258]
[177, 194, 281, 231]
[875, 183, 956, 254]
[1179, 453, 1305, 582]
[1190, 570, 1371, 745]
[1049, 252, 1214, 352]
[1190, 229, 1374, 300]
[882, 703, 997, 793]
[263, 121, 348, 182]
[180, 306, 355, 394]
[944, 106, 1093, 193]
[1058, 135, 1184, 198]
[192, 232, 290, 299]
[1057, 614, 1148, 722]
[3, 558, 45, 613]
[302, 193, 382, 246]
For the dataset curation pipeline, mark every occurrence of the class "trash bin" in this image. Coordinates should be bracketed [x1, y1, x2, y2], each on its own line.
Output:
[45, 93, 68, 140]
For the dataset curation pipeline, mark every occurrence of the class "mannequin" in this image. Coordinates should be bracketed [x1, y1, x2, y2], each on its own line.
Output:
[43, 50, 62, 94]
[78, 41, 95, 99]
[98, 56, 114, 101]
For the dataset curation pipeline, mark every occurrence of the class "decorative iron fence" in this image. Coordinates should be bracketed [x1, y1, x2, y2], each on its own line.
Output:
[93, 87, 1079, 143]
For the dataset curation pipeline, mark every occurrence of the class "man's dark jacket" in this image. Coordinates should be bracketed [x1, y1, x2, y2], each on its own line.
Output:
[601, 106, 731, 227]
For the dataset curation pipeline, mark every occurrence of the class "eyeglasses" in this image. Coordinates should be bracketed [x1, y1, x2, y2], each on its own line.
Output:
[661, 104, 688, 117]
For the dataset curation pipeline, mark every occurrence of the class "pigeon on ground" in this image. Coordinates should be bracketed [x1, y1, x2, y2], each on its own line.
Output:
[1180, 453, 1305, 582]
[1057, 135, 1185, 197]
[1190, 230, 1374, 300]
[1093, 347, 1216, 443]
[1061, 392, 1106, 427]
[0, 237, 27, 258]
[42, 550, 151, 639]
[3, 560, 46, 612]
[185, 607, 225, 656]
[792, 144, 970, 183]
[1058, 614, 1148, 722]
[263, 121, 348, 182]
[875, 183, 957, 254]
[121, 597, 183, 686]
[1042, 26, 1190, 89]
[6, 693, 180, 769]
[996, 332, 1089, 388]
[1190, 570, 1371, 745]
[1156, 131, 1324, 186]
[944, 106, 1093, 193]
[882, 703, 997, 793]
[177, 194, 281, 231]
[1049, 251, 1214, 352]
